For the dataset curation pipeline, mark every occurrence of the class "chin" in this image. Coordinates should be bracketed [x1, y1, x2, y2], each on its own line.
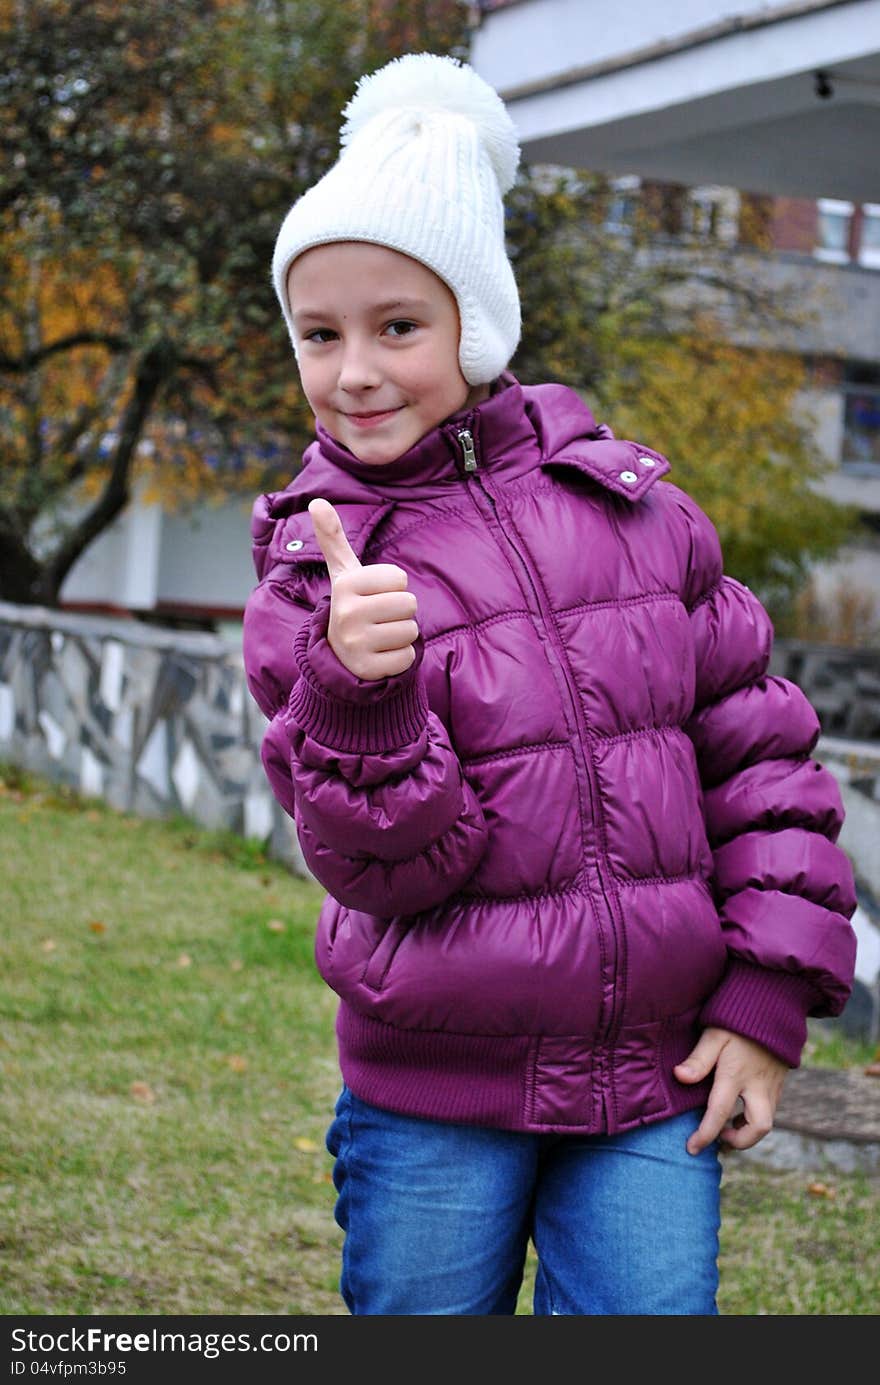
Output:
[343, 422, 419, 467]
[351, 444, 403, 466]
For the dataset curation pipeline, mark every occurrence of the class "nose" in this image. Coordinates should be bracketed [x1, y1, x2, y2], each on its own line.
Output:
[337, 336, 381, 394]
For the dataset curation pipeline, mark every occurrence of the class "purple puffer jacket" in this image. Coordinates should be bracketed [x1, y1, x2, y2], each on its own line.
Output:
[242, 372, 857, 1135]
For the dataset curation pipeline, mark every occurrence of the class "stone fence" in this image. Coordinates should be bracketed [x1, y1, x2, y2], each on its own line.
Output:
[769, 638, 880, 744]
[0, 600, 307, 875]
[1, 601, 879, 883]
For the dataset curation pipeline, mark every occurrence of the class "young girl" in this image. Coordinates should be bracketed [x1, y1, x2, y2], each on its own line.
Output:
[242, 53, 857, 1316]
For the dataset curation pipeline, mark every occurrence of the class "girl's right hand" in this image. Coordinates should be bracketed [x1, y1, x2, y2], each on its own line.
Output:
[307, 497, 419, 681]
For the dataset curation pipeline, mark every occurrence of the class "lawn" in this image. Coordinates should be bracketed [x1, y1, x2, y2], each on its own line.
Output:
[1, 765, 877, 1316]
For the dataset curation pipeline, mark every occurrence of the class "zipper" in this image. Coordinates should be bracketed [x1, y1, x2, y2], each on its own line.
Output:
[456, 428, 621, 1125]
[458, 428, 478, 471]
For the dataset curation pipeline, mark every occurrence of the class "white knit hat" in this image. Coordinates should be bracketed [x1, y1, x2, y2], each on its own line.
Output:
[271, 52, 522, 386]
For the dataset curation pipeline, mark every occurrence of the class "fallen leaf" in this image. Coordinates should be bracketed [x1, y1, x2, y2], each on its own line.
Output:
[40, 939, 57, 953]
[266, 918, 286, 933]
[130, 1081, 156, 1103]
[864, 1062, 880, 1078]
[176, 953, 192, 968]
[806, 1181, 836, 1199]
[226, 1054, 248, 1072]
[294, 1136, 318, 1152]
[88, 920, 106, 934]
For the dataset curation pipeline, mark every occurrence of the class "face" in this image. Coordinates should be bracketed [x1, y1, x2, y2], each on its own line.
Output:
[287, 242, 490, 465]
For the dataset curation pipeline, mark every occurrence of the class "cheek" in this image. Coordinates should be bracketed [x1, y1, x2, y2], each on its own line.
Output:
[408, 354, 468, 409]
[296, 357, 330, 405]
[436, 366, 471, 414]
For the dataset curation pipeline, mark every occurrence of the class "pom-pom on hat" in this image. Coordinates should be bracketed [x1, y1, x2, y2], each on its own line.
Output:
[271, 52, 522, 386]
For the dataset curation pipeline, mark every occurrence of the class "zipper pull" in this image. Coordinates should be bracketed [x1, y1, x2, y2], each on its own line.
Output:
[457, 428, 477, 472]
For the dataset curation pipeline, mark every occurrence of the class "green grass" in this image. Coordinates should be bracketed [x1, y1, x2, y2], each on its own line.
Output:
[1, 763, 877, 1315]
[802, 1020, 877, 1070]
[0, 765, 340, 1314]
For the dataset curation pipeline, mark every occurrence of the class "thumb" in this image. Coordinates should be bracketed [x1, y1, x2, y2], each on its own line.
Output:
[674, 1029, 727, 1083]
[308, 498, 362, 581]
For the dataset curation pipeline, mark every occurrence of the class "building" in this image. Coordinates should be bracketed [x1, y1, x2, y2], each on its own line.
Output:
[471, 0, 880, 612]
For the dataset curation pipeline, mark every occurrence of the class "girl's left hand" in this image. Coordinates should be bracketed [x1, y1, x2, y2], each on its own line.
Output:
[673, 1027, 790, 1155]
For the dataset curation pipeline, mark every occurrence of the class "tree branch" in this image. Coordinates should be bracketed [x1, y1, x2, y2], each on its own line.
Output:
[0, 332, 128, 373]
[178, 353, 224, 391]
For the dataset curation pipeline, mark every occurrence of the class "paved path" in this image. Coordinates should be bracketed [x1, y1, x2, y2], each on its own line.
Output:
[735, 1067, 880, 1173]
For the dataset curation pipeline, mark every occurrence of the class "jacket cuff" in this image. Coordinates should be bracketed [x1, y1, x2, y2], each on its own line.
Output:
[286, 595, 429, 754]
[698, 959, 822, 1068]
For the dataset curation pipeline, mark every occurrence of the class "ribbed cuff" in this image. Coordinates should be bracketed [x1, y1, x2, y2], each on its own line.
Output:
[286, 597, 429, 754]
[698, 959, 822, 1068]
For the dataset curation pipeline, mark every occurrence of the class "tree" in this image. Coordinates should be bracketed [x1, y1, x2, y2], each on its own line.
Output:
[0, 0, 469, 605]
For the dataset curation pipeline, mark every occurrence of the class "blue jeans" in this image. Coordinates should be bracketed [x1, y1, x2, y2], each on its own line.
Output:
[325, 1085, 722, 1316]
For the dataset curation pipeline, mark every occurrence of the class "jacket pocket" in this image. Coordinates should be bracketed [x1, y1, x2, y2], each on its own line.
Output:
[265, 500, 397, 579]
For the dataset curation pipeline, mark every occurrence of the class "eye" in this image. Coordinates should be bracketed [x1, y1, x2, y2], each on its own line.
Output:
[302, 327, 337, 344]
[385, 319, 418, 338]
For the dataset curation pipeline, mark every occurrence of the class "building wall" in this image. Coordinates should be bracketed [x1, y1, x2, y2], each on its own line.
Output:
[60, 482, 258, 622]
[60, 482, 161, 610]
[795, 385, 845, 467]
[156, 499, 256, 612]
[770, 197, 818, 254]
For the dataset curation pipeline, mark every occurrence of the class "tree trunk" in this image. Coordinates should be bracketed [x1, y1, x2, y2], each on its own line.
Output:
[0, 339, 176, 608]
[0, 516, 58, 605]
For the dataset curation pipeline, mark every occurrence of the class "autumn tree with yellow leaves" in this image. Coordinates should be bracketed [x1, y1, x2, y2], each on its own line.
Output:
[0, 0, 469, 605]
[598, 324, 860, 622]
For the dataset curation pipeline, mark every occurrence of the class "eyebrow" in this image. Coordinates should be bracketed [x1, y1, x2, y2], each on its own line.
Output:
[291, 297, 432, 324]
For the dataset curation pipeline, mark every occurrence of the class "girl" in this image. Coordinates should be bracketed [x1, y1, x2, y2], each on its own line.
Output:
[242, 53, 857, 1315]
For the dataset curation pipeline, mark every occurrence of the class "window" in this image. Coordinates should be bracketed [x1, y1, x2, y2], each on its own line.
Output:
[858, 203, 880, 270]
[842, 384, 880, 468]
[682, 187, 739, 243]
[815, 198, 853, 263]
[604, 175, 640, 235]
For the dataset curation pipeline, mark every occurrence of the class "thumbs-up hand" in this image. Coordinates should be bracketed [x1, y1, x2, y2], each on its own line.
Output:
[307, 498, 419, 682]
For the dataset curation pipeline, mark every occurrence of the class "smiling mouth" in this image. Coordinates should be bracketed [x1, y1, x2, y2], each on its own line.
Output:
[344, 407, 404, 428]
